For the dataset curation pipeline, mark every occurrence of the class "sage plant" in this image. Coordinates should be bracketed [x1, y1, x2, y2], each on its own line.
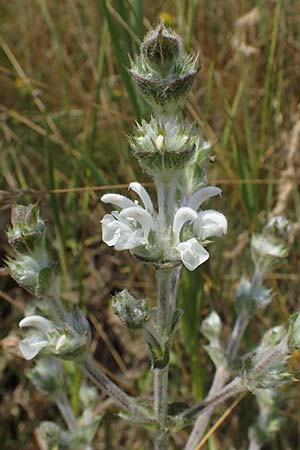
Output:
[6, 23, 300, 450]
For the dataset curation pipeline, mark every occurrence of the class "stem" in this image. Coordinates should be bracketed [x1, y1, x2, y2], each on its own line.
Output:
[227, 309, 250, 364]
[178, 376, 243, 422]
[79, 354, 149, 423]
[248, 438, 262, 450]
[55, 393, 77, 432]
[154, 267, 180, 450]
[184, 366, 229, 450]
[155, 176, 177, 232]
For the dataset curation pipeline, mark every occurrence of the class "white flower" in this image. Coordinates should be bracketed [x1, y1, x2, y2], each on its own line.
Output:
[101, 182, 227, 270]
[172, 186, 227, 270]
[19, 309, 91, 360]
[19, 315, 56, 360]
[101, 182, 155, 251]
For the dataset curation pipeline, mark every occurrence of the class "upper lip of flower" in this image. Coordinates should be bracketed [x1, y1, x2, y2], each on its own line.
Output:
[101, 182, 155, 250]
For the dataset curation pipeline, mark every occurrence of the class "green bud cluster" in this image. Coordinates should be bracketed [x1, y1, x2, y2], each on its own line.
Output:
[242, 327, 294, 392]
[251, 216, 290, 275]
[130, 22, 199, 114]
[129, 116, 199, 175]
[7, 203, 45, 250]
[112, 289, 150, 329]
[235, 278, 272, 315]
[7, 204, 54, 296]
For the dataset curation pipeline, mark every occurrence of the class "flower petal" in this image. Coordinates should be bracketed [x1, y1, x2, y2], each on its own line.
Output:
[120, 207, 154, 241]
[101, 214, 132, 247]
[115, 229, 145, 250]
[19, 335, 48, 360]
[177, 238, 209, 271]
[101, 193, 135, 210]
[129, 182, 154, 214]
[19, 315, 54, 333]
[188, 186, 222, 211]
[173, 207, 198, 243]
[194, 210, 227, 239]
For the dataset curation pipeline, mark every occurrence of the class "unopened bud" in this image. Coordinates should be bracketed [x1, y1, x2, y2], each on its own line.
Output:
[201, 311, 222, 342]
[112, 289, 150, 329]
[141, 22, 182, 72]
[235, 278, 272, 314]
[129, 116, 198, 175]
[7, 204, 45, 250]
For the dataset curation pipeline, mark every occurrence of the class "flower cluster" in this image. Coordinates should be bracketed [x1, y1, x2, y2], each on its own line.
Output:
[101, 182, 227, 270]
[7, 204, 54, 295]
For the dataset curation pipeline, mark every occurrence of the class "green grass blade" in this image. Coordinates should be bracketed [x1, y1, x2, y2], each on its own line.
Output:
[187, 0, 199, 50]
[259, 0, 283, 156]
[179, 268, 204, 399]
[44, 135, 68, 280]
[100, 0, 140, 117]
[37, 0, 69, 110]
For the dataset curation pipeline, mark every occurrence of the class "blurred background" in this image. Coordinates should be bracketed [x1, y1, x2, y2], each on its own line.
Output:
[0, 0, 300, 448]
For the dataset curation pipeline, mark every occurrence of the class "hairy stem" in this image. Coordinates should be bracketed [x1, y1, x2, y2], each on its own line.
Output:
[79, 354, 150, 423]
[227, 309, 250, 364]
[153, 174, 179, 449]
[55, 393, 77, 432]
[179, 376, 243, 423]
[154, 267, 180, 450]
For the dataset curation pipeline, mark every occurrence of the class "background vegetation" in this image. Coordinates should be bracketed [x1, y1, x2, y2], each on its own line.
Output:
[0, 0, 300, 448]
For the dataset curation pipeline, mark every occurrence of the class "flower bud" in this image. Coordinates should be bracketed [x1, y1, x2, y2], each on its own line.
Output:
[112, 289, 150, 329]
[7, 204, 45, 250]
[201, 311, 227, 367]
[28, 357, 65, 395]
[201, 311, 222, 342]
[251, 217, 290, 275]
[235, 278, 272, 315]
[130, 23, 199, 113]
[39, 421, 64, 448]
[264, 216, 291, 240]
[7, 249, 54, 296]
[141, 22, 182, 73]
[79, 384, 98, 410]
[242, 331, 293, 392]
[129, 116, 198, 175]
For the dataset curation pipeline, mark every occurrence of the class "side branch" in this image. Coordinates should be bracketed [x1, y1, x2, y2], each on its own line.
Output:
[79, 354, 152, 424]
